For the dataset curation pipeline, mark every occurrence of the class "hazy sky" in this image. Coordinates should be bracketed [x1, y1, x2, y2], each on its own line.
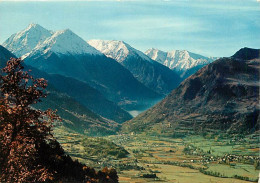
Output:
[0, 0, 259, 56]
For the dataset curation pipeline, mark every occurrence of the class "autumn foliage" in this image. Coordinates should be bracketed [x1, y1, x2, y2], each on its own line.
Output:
[0, 58, 58, 182]
[0, 58, 118, 183]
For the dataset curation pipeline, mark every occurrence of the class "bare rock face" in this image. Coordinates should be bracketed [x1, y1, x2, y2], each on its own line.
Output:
[122, 48, 260, 135]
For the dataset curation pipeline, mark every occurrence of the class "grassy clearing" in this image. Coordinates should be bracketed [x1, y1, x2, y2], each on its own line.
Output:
[206, 163, 258, 181]
[184, 135, 259, 157]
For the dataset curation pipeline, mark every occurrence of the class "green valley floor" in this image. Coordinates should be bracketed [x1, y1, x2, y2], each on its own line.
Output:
[54, 127, 259, 183]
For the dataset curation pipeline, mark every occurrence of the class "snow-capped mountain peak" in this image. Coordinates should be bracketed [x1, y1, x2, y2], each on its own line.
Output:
[3, 23, 53, 57]
[29, 28, 103, 56]
[145, 48, 215, 72]
[26, 23, 46, 31]
[3, 24, 103, 58]
[145, 48, 167, 64]
[88, 39, 152, 63]
[88, 40, 129, 62]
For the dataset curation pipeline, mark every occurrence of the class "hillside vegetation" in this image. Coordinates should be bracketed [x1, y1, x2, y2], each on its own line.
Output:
[122, 48, 260, 136]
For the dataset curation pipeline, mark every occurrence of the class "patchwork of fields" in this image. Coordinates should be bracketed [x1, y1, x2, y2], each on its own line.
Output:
[54, 127, 259, 183]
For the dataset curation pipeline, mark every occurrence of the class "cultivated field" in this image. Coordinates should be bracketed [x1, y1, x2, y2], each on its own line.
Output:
[54, 127, 259, 183]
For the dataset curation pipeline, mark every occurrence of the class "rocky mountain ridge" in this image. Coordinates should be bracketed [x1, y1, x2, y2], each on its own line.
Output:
[88, 39, 181, 95]
[3, 24, 161, 118]
[145, 48, 217, 78]
[0, 45, 120, 136]
[122, 48, 260, 136]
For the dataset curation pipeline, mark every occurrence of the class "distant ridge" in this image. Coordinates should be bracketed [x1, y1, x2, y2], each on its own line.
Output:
[145, 48, 216, 78]
[0, 45, 119, 136]
[3, 24, 161, 115]
[88, 40, 181, 95]
[232, 47, 260, 60]
[122, 48, 260, 135]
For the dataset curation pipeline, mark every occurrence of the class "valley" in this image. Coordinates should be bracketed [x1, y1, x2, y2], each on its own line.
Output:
[53, 127, 259, 183]
[1, 36, 259, 182]
[26, 47, 260, 182]
[1, 1, 259, 182]
[1, 37, 259, 182]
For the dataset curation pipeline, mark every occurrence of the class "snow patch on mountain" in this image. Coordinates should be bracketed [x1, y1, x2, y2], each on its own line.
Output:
[145, 48, 215, 71]
[3, 23, 53, 57]
[88, 40, 152, 63]
[88, 40, 129, 62]
[31, 29, 102, 56]
[3, 23, 103, 58]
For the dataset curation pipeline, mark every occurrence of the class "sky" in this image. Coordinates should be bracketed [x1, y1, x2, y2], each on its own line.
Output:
[0, 0, 259, 57]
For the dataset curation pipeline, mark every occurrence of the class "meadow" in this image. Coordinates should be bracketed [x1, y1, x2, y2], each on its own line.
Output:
[54, 127, 259, 183]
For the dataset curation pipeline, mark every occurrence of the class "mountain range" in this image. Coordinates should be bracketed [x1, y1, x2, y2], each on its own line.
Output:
[3, 24, 163, 115]
[88, 40, 181, 95]
[0, 45, 120, 136]
[145, 48, 217, 78]
[122, 48, 260, 136]
[4, 23, 255, 137]
[3, 23, 53, 57]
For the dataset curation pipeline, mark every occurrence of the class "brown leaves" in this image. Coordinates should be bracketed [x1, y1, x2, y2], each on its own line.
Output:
[0, 58, 48, 108]
[0, 58, 119, 183]
[0, 58, 59, 182]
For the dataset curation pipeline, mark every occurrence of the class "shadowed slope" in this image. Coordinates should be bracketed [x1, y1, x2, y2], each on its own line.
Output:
[122, 48, 260, 135]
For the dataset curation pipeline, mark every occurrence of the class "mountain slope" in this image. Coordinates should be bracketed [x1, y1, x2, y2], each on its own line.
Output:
[0, 45, 119, 135]
[145, 48, 216, 78]
[0, 45, 16, 69]
[88, 40, 181, 95]
[25, 51, 160, 111]
[2, 24, 133, 121]
[33, 85, 120, 136]
[2, 30, 132, 123]
[0, 45, 119, 182]
[122, 48, 260, 135]
[3, 23, 53, 57]
[8, 26, 160, 111]
[2, 35, 131, 123]
[30, 29, 102, 56]
[34, 71, 132, 123]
